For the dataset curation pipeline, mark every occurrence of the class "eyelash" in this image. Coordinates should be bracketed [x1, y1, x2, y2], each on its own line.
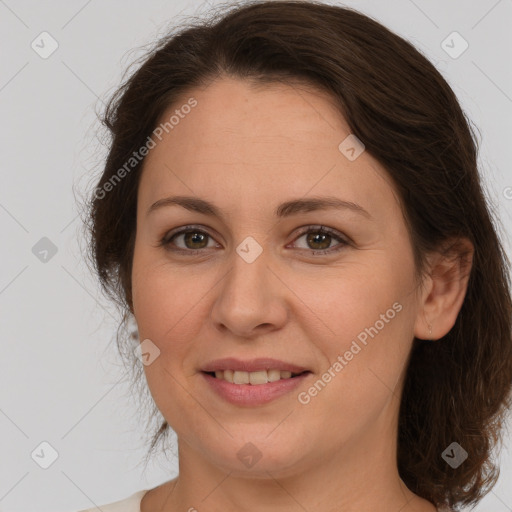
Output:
[158, 224, 350, 256]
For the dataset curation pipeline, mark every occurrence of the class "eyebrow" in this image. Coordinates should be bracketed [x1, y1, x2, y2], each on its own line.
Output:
[147, 195, 372, 220]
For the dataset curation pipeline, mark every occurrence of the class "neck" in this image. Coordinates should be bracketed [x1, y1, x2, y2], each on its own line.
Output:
[141, 405, 436, 512]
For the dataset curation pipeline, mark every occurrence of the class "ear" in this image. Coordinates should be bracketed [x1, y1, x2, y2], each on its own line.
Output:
[413, 238, 474, 340]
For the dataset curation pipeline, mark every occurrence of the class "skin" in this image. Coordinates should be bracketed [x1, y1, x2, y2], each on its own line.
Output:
[131, 77, 473, 512]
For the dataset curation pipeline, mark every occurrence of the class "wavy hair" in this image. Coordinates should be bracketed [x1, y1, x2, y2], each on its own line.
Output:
[82, 1, 512, 509]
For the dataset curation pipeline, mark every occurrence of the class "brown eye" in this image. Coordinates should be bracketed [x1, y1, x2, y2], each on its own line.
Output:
[291, 226, 349, 255]
[180, 231, 209, 250]
[305, 231, 332, 250]
[161, 226, 218, 253]
[160, 225, 349, 256]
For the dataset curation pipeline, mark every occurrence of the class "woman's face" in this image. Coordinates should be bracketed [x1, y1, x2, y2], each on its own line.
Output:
[131, 77, 425, 477]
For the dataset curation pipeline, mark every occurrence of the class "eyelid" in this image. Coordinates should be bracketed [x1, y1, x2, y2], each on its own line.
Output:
[291, 224, 352, 246]
[160, 223, 208, 237]
[160, 224, 351, 255]
[160, 225, 219, 249]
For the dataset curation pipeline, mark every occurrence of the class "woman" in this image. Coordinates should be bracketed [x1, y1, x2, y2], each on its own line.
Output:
[78, 1, 512, 511]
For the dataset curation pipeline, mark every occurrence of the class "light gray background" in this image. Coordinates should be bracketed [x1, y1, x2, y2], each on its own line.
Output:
[1, 0, 511, 511]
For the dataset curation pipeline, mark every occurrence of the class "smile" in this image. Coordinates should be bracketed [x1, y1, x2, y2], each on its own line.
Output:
[204, 369, 308, 385]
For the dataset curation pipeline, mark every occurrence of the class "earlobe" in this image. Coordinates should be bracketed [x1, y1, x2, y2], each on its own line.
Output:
[414, 238, 474, 341]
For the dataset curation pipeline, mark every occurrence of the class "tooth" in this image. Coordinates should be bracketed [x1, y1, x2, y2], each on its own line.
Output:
[223, 369, 234, 383]
[233, 370, 250, 384]
[249, 370, 269, 385]
[267, 369, 281, 382]
[213, 369, 298, 384]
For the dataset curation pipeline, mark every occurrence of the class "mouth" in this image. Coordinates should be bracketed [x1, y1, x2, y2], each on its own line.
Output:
[200, 357, 313, 386]
[202, 369, 311, 385]
[200, 365, 313, 406]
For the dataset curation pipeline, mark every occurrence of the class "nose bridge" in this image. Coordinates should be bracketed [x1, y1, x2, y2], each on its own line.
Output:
[224, 238, 272, 308]
[209, 237, 287, 335]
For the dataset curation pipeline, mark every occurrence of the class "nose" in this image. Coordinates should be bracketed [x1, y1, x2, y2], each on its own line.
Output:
[209, 245, 289, 338]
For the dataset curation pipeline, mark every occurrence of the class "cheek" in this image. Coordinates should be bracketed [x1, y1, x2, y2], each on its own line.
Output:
[297, 297, 412, 439]
[292, 257, 415, 401]
[132, 248, 205, 340]
[293, 256, 412, 347]
[132, 263, 204, 427]
[131, 255, 213, 399]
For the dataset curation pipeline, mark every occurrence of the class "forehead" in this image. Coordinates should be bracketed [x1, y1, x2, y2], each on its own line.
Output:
[159, 77, 349, 153]
[138, 77, 398, 219]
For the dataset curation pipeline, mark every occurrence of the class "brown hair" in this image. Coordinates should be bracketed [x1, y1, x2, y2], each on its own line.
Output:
[82, 1, 512, 509]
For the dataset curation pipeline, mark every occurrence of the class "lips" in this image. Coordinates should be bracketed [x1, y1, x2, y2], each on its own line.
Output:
[200, 357, 312, 398]
[201, 368, 311, 406]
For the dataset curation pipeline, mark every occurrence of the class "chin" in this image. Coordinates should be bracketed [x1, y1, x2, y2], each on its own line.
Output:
[201, 432, 310, 479]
